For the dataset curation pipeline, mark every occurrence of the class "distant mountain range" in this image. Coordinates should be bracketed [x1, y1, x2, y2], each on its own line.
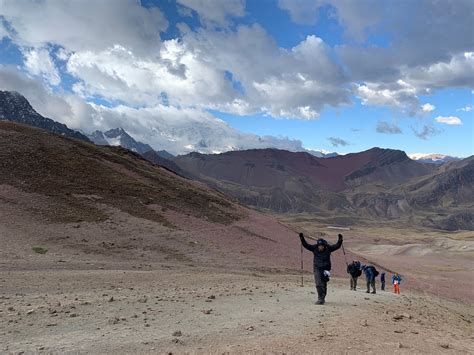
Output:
[0, 90, 90, 142]
[1, 90, 472, 230]
[173, 148, 435, 193]
[409, 153, 461, 164]
[87, 128, 173, 159]
[172, 149, 473, 230]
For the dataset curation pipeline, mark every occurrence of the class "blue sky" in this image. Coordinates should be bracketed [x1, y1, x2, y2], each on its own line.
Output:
[0, 0, 472, 156]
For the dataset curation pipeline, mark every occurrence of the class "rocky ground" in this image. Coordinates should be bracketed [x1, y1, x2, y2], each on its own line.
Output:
[1, 175, 473, 353]
[1, 267, 473, 354]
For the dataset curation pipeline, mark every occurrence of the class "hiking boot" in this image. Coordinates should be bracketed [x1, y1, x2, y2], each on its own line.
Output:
[366, 290, 370, 293]
[315, 299, 325, 305]
[371, 291, 376, 294]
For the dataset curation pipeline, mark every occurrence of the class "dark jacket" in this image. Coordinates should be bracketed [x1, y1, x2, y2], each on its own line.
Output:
[300, 234, 342, 271]
[347, 261, 361, 277]
[362, 265, 376, 281]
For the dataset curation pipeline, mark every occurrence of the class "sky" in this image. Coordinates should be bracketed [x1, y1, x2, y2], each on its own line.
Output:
[0, 0, 473, 156]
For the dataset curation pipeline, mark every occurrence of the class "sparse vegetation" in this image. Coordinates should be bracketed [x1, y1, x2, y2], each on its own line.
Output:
[0, 122, 243, 226]
[32, 246, 48, 254]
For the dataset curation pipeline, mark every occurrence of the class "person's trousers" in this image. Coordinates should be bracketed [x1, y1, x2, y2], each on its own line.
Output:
[314, 268, 327, 301]
[381, 281, 385, 290]
[366, 278, 376, 293]
[350, 276, 358, 290]
[394, 284, 400, 294]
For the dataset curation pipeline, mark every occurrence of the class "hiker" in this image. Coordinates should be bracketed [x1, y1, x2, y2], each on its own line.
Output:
[392, 273, 402, 294]
[347, 260, 361, 291]
[380, 272, 386, 291]
[298, 232, 343, 305]
[362, 265, 378, 294]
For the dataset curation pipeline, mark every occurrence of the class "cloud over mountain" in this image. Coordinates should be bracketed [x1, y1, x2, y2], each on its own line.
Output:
[0, 0, 472, 155]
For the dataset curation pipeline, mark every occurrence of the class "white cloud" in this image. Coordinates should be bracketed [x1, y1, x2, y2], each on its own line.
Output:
[23, 48, 61, 86]
[177, 0, 245, 27]
[0, 0, 168, 53]
[355, 80, 420, 114]
[0, 0, 472, 153]
[0, 65, 308, 155]
[0, 65, 95, 129]
[421, 103, 435, 113]
[63, 26, 349, 118]
[457, 105, 472, 112]
[91, 104, 307, 155]
[435, 116, 463, 125]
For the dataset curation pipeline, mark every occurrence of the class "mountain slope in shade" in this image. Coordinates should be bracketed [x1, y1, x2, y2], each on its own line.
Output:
[141, 149, 186, 177]
[409, 153, 461, 164]
[0, 90, 90, 142]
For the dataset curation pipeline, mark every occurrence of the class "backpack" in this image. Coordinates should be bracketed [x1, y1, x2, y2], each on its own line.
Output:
[367, 265, 379, 277]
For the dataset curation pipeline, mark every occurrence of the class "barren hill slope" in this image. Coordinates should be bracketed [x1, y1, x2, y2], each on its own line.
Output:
[0, 120, 356, 273]
[174, 148, 434, 193]
[172, 148, 473, 230]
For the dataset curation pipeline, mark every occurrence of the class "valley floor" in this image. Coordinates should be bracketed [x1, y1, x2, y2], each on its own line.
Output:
[2, 266, 473, 354]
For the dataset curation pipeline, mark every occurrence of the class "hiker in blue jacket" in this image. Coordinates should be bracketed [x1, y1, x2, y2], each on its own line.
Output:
[362, 265, 378, 294]
[299, 233, 343, 305]
[392, 273, 402, 294]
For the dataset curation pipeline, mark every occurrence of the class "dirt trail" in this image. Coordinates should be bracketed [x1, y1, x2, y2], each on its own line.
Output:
[2, 268, 473, 354]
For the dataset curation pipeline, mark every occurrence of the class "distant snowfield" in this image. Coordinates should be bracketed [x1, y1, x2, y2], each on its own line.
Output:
[408, 153, 460, 164]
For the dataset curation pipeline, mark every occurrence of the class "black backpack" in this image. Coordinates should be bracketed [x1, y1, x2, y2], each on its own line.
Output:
[367, 265, 379, 277]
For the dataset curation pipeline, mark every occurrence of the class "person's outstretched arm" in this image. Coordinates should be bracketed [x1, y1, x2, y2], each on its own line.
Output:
[328, 234, 343, 252]
[299, 233, 316, 252]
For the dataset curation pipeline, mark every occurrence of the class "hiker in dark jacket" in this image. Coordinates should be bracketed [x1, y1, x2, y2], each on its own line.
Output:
[362, 265, 377, 294]
[299, 232, 343, 305]
[347, 260, 361, 291]
[380, 272, 386, 291]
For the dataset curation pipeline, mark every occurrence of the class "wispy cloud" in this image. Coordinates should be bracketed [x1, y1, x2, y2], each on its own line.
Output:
[457, 105, 472, 112]
[376, 121, 402, 134]
[435, 116, 462, 125]
[413, 124, 442, 140]
[328, 136, 350, 147]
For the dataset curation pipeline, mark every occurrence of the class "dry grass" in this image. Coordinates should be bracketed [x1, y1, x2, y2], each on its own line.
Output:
[0, 122, 242, 226]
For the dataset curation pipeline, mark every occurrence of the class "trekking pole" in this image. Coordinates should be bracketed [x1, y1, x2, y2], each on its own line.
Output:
[300, 243, 304, 287]
[342, 242, 349, 266]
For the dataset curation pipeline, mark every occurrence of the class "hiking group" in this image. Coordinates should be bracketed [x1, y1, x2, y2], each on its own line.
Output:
[298, 232, 402, 304]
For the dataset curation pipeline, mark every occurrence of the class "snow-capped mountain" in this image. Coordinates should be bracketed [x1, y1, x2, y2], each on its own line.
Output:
[92, 105, 307, 156]
[409, 153, 461, 164]
[306, 149, 338, 158]
[88, 128, 154, 154]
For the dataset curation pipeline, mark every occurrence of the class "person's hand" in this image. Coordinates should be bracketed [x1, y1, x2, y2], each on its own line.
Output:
[299, 232, 304, 238]
[338, 233, 343, 241]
